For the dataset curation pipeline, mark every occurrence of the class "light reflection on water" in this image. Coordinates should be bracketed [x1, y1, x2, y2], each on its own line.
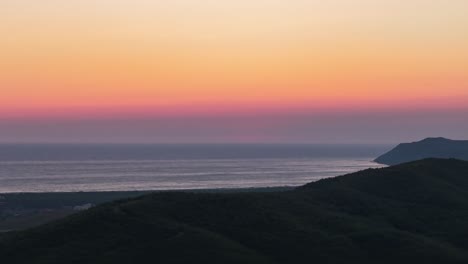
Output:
[0, 144, 390, 193]
[0, 158, 384, 193]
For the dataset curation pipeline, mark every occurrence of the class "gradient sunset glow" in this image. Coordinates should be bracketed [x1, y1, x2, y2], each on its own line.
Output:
[1, 1, 467, 143]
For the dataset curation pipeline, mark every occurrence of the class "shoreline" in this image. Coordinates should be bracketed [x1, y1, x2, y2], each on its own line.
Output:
[0, 186, 294, 196]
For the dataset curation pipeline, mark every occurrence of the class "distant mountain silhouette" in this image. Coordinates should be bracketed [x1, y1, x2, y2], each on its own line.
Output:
[2, 159, 468, 263]
[375, 137, 468, 165]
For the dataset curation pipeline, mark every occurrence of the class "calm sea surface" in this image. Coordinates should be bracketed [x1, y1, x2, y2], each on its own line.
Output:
[0, 144, 390, 193]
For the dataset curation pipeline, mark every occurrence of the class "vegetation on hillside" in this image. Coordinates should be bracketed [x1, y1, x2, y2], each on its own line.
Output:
[2, 159, 468, 263]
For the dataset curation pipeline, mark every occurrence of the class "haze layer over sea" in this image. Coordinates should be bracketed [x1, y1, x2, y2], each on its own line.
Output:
[0, 144, 389, 193]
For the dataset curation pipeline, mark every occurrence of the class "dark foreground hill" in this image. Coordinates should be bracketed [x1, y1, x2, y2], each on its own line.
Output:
[2, 159, 468, 264]
[375, 137, 468, 165]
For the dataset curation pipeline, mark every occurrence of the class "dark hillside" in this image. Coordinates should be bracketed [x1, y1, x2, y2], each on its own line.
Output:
[2, 159, 468, 263]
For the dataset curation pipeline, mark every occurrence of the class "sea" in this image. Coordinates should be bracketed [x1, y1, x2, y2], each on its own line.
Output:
[0, 144, 391, 193]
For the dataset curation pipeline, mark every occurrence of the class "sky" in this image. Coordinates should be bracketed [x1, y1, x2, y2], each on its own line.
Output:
[1, 0, 467, 143]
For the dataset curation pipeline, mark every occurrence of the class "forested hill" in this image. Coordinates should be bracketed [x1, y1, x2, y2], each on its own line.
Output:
[2, 159, 468, 264]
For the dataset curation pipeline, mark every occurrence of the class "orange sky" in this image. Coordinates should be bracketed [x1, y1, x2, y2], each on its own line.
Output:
[2, 1, 468, 115]
[0, 1, 467, 142]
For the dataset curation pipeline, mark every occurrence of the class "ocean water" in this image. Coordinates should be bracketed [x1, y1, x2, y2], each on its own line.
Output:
[0, 144, 390, 193]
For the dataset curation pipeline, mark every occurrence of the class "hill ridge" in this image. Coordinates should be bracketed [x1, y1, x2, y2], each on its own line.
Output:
[374, 138, 468, 165]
